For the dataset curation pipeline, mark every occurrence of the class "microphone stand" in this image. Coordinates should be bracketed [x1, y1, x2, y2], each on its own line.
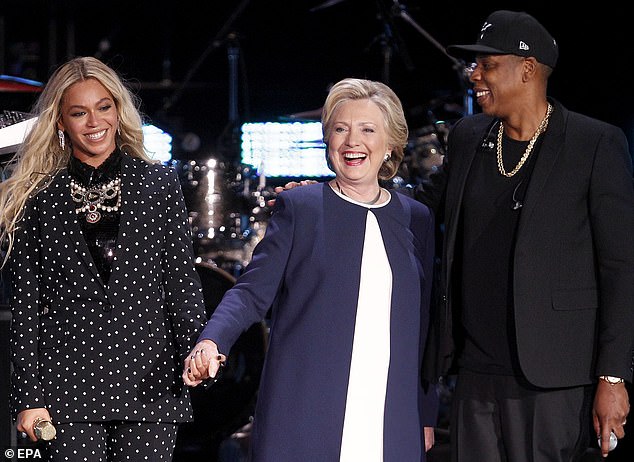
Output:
[216, 32, 243, 160]
[374, 0, 415, 84]
[391, 1, 473, 115]
[162, 0, 250, 113]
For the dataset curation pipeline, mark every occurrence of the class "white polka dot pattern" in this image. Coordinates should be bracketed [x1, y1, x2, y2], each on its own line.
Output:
[9, 154, 207, 424]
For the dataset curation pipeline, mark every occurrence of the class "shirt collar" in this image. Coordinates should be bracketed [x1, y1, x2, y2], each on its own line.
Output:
[68, 148, 122, 186]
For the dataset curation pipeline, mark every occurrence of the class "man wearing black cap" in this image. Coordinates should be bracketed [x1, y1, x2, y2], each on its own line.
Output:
[418, 10, 634, 461]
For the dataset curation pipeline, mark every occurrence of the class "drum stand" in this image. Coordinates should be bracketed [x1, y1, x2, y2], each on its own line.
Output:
[390, 1, 474, 116]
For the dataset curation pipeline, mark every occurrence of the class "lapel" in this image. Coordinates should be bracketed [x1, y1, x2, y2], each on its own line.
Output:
[516, 101, 565, 239]
[445, 121, 483, 258]
[108, 154, 146, 284]
[47, 169, 102, 283]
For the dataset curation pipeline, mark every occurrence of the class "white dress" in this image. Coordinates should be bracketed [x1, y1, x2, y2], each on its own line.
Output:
[335, 189, 392, 462]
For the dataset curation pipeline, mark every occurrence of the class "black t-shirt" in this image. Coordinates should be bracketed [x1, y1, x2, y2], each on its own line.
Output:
[458, 124, 542, 376]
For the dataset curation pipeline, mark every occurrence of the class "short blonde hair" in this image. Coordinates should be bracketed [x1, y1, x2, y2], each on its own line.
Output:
[321, 78, 408, 180]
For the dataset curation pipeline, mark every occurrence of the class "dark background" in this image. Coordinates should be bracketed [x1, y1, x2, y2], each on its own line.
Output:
[1, 1, 633, 460]
[2, 1, 633, 165]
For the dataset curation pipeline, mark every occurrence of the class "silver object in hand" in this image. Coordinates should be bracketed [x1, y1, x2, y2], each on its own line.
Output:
[597, 431, 617, 452]
[33, 417, 57, 441]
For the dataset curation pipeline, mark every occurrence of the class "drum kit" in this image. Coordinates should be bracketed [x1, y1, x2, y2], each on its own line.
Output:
[172, 158, 273, 278]
[395, 121, 449, 187]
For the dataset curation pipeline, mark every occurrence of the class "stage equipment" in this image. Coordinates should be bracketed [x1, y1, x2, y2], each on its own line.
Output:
[173, 158, 263, 276]
[397, 122, 448, 186]
[0, 111, 37, 157]
[240, 121, 332, 179]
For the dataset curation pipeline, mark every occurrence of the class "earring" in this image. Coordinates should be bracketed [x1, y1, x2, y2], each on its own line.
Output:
[57, 129, 65, 150]
[117, 125, 121, 136]
[384, 153, 391, 162]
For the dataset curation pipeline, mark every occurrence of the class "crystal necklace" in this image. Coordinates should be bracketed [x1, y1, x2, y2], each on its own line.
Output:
[497, 103, 552, 177]
[70, 176, 122, 224]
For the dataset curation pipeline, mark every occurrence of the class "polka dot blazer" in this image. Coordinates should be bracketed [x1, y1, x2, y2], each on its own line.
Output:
[9, 153, 208, 424]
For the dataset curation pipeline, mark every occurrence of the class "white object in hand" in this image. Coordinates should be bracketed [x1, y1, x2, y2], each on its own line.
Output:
[597, 431, 618, 452]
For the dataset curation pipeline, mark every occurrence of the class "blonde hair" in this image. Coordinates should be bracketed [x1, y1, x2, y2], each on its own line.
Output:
[0, 56, 154, 262]
[321, 78, 408, 180]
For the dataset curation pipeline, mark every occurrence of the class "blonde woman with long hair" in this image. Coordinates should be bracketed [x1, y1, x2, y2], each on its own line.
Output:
[1, 56, 206, 461]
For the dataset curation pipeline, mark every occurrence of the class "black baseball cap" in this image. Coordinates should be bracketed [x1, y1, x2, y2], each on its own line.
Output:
[447, 10, 558, 68]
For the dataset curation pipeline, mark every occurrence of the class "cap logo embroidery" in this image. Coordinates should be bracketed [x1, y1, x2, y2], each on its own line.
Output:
[519, 41, 529, 51]
[480, 21, 493, 39]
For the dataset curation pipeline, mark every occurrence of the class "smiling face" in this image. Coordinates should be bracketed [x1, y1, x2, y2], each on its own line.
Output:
[57, 78, 118, 167]
[327, 98, 391, 189]
[469, 54, 526, 118]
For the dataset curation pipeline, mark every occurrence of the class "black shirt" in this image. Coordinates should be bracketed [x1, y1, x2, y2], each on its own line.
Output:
[458, 124, 542, 376]
[68, 149, 122, 284]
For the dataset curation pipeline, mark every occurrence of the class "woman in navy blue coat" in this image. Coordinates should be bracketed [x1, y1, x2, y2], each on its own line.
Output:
[184, 78, 438, 461]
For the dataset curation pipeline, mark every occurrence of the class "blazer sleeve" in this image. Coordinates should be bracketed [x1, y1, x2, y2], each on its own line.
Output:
[588, 124, 634, 380]
[9, 197, 47, 415]
[197, 191, 296, 355]
[160, 167, 207, 363]
[417, 201, 440, 427]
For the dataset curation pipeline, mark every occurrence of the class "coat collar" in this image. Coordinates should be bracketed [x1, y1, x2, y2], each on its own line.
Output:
[47, 169, 102, 283]
[45, 152, 148, 291]
[516, 98, 566, 234]
[105, 153, 146, 290]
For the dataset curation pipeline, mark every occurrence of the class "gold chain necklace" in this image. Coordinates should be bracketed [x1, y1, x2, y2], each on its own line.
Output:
[497, 103, 552, 177]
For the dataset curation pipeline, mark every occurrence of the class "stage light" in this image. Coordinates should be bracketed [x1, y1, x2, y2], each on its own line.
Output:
[142, 123, 172, 163]
[240, 121, 332, 178]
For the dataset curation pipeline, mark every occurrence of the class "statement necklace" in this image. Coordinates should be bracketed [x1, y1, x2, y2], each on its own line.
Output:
[70, 176, 122, 224]
[497, 103, 552, 177]
[335, 180, 382, 205]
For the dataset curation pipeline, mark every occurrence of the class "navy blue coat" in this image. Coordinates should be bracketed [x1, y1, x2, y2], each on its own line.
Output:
[199, 183, 438, 461]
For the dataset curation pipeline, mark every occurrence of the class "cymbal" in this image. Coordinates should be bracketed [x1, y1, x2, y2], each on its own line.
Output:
[310, 0, 349, 12]
[285, 107, 323, 121]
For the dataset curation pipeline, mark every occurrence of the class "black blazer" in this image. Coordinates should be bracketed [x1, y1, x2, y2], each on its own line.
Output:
[10, 154, 207, 423]
[421, 99, 634, 388]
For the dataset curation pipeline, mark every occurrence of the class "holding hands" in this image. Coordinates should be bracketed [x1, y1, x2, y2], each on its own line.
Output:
[182, 339, 227, 387]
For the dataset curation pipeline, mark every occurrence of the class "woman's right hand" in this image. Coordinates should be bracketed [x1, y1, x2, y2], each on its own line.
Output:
[182, 339, 226, 387]
[16, 408, 52, 442]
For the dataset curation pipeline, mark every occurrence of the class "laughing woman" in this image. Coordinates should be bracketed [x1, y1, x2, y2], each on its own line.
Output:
[184, 78, 439, 461]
